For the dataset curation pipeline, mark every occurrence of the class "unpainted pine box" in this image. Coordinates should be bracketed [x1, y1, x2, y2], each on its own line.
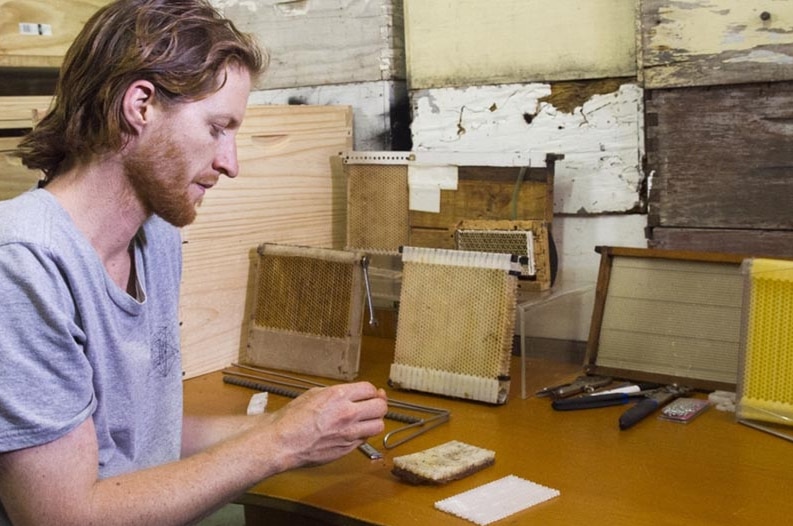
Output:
[403, 0, 635, 89]
[179, 104, 353, 378]
[640, 0, 793, 89]
[221, 0, 405, 90]
[0, 95, 51, 200]
[645, 82, 793, 257]
[0, 0, 109, 67]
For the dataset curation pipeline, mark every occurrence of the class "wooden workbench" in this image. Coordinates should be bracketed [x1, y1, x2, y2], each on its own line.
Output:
[183, 336, 793, 525]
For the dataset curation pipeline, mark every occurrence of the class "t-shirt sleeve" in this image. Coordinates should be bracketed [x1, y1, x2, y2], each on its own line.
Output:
[0, 243, 95, 452]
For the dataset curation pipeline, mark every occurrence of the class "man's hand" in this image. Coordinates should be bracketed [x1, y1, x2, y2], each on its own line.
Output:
[265, 381, 388, 468]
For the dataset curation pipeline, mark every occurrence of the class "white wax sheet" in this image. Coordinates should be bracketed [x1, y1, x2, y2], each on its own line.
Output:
[435, 475, 559, 525]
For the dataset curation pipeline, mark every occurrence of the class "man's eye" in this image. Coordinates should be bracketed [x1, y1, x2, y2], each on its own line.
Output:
[211, 125, 227, 138]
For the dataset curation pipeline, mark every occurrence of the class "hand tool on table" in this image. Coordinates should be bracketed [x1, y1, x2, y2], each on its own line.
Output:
[551, 384, 692, 430]
[536, 375, 612, 399]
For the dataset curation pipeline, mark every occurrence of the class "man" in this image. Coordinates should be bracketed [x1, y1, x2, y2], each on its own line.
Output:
[0, 1, 388, 524]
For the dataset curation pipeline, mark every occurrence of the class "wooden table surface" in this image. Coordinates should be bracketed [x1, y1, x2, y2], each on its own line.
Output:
[183, 336, 793, 525]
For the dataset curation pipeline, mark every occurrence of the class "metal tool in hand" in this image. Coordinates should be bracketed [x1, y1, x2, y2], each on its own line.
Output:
[536, 375, 612, 399]
[222, 364, 450, 452]
[551, 384, 692, 430]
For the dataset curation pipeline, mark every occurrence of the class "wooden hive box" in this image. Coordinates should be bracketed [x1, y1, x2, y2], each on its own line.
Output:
[341, 151, 559, 292]
[0, 95, 51, 200]
[645, 83, 793, 257]
[179, 104, 353, 378]
[221, 0, 405, 90]
[0, 0, 110, 68]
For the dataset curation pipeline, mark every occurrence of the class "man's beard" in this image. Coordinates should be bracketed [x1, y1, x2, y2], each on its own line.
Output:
[123, 132, 200, 228]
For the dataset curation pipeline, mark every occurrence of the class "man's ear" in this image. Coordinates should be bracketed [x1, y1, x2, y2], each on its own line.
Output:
[122, 80, 157, 135]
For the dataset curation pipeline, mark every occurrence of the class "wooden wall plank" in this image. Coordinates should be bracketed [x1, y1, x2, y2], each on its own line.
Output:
[0, 0, 109, 67]
[404, 0, 636, 89]
[0, 95, 52, 127]
[179, 104, 353, 378]
[220, 0, 404, 90]
[641, 0, 793, 88]
[649, 228, 793, 259]
[645, 82, 793, 231]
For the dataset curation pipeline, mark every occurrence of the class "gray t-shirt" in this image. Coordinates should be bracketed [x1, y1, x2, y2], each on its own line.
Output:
[0, 189, 183, 522]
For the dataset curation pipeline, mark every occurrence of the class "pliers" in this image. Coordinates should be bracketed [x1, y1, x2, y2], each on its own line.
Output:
[551, 384, 692, 430]
[535, 375, 612, 399]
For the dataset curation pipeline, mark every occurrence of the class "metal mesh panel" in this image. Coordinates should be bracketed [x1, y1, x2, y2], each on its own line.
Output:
[391, 247, 518, 404]
[346, 163, 409, 253]
[456, 229, 535, 276]
[253, 252, 353, 339]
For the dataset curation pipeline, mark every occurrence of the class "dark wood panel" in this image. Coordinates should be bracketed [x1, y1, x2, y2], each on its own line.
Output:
[649, 227, 793, 259]
[645, 82, 793, 231]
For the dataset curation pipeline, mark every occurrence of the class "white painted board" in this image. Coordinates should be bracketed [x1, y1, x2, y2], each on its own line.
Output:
[410, 82, 644, 216]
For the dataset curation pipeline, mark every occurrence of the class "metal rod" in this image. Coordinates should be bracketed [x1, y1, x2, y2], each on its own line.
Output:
[361, 256, 378, 328]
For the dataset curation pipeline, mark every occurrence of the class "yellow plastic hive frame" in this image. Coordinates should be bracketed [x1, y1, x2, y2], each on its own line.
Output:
[737, 258, 793, 440]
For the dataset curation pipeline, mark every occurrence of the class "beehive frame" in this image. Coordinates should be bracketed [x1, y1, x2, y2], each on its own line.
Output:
[244, 243, 366, 380]
[455, 219, 552, 290]
[737, 258, 793, 441]
[585, 246, 748, 391]
[389, 246, 519, 404]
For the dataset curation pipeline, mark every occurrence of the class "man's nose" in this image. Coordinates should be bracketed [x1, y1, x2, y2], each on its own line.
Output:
[214, 139, 239, 178]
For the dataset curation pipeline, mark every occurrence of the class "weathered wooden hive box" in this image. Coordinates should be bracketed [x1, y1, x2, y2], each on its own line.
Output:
[221, 0, 405, 90]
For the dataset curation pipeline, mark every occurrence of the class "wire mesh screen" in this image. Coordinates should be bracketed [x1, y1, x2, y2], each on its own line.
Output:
[346, 163, 409, 253]
[737, 258, 793, 439]
[456, 229, 535, 277]
[245, 243, 365, 380]
[253, 253, 353, 338]
[390, 246, 518, 404]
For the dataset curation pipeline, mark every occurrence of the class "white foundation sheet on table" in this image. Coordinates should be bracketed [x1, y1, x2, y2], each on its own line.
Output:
[434, 475, 560, 525]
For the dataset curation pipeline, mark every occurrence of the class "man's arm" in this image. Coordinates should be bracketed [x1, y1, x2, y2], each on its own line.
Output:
[0, 381, 387, 526]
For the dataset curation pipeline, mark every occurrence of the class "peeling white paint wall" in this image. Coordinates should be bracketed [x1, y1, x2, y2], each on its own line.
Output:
[411, 83, 644, 215]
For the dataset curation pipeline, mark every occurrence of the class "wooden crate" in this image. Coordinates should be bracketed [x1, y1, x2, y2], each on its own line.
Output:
[342, 151, 559, 292]
[180, 105, 353, 378]
[222, 0, 405, 90]
[0, 0, 109, 68]
[645, 82, 793, 257]
[639, 0, 793, 89]
[0, 95, 51, 200]
[403, 0, 635, 89]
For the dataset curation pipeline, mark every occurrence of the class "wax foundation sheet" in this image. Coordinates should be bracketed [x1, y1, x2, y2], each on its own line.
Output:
[434, 474, 560, 525]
